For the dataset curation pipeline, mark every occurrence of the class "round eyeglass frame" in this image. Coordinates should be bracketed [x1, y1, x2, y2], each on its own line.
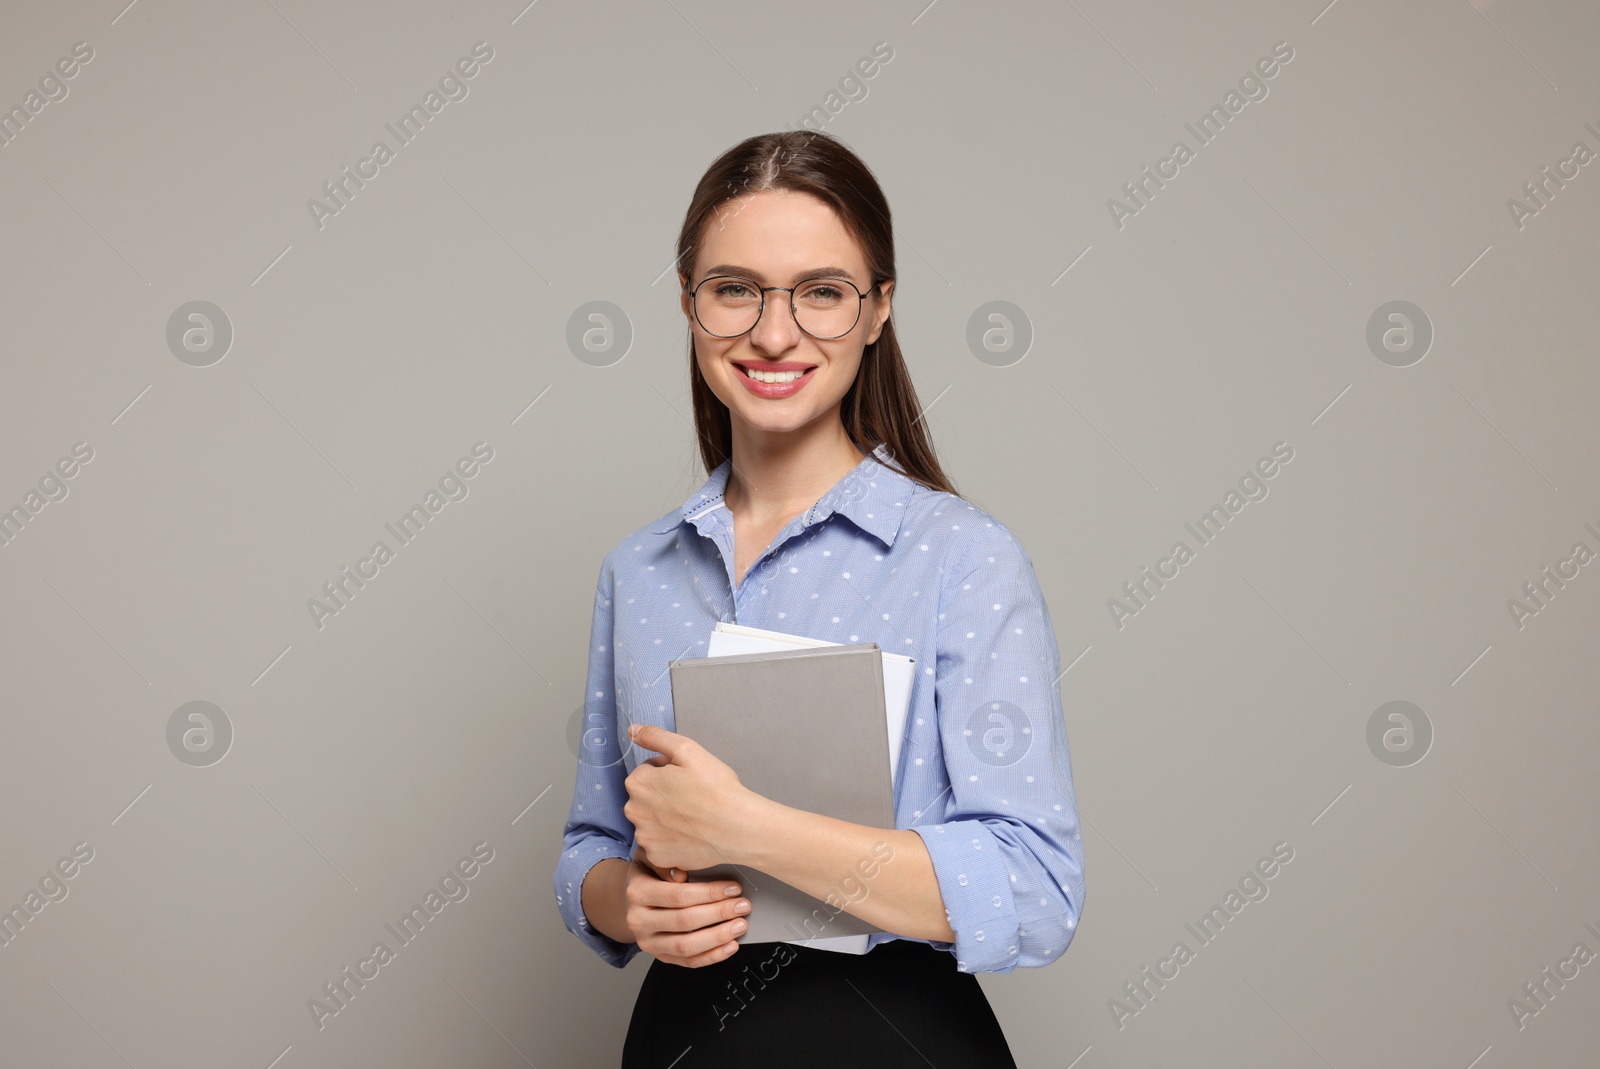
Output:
[684, 274, 885, 340]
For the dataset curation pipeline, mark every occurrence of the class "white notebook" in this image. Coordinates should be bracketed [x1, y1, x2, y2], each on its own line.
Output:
[706, 620, 915, 955]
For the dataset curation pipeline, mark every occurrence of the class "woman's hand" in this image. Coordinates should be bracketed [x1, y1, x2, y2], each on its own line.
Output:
[622, 723, 760, 873]
[625, 845, 752, 968]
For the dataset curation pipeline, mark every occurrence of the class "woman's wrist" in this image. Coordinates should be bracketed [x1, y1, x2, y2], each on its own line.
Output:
[580, 856, 635, 946]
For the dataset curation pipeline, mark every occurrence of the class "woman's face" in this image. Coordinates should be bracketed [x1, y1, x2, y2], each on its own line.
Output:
[680, 188, 893, 439]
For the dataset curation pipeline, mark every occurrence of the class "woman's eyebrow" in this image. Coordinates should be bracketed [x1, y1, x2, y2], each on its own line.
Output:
[701, 264, 860, 283]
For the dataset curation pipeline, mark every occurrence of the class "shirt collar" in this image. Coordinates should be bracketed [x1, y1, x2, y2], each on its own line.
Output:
[648, 441, 915, 549]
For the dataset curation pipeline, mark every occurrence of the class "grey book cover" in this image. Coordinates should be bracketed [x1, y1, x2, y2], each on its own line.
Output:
[666, 642, 896, 944]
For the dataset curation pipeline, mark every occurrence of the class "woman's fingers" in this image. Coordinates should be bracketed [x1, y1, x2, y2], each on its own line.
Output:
[630, 845, 672, 881]
[641, 892, 751, 935]
[631, 844, 691, 884]
[628, 877, 750, 936]
[628, 870, 740, 909]
[660, 936, 742, 969]
[649, 916, 748, 968]
[622, 865, 751, 967]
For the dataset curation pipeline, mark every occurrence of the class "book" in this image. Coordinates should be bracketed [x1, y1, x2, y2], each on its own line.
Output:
[707, 620, 915, 792]
[667, 643, 898, 948]
[703, 621, 916, 956]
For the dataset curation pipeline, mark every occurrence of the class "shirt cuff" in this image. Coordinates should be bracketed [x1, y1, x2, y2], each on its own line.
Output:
[910, 820, 1023, 975]
[560, 843, 642, 969]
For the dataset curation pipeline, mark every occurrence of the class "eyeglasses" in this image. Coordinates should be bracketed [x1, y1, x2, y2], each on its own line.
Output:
[685, 274, 881, 340]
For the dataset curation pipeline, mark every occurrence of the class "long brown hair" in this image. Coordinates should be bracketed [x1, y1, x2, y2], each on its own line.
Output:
[675, 131, 957, 497]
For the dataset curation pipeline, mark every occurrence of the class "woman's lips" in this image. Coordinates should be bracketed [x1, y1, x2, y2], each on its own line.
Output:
[735, 364, 816, 399]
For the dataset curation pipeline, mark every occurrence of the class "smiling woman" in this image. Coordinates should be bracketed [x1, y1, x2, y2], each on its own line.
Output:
[552, 131, 1085, 1067]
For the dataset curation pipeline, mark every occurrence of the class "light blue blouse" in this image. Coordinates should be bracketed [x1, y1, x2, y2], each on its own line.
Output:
[553, 443, 1085, 974]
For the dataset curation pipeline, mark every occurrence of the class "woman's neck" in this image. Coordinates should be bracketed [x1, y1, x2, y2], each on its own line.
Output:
[723, 422, 867, 524]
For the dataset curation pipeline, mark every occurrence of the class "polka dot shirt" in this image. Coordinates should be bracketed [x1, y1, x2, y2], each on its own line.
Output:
[553, 443, 1085, 975]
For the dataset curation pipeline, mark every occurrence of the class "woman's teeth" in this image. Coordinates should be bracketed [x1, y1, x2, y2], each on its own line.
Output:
[742, 366, 808, 383]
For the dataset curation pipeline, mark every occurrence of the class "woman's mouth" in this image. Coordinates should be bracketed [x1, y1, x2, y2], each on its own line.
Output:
[734, 363, 816, 399]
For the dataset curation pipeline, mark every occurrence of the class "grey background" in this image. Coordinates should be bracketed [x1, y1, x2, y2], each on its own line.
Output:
[1, 0, 1596, 1066]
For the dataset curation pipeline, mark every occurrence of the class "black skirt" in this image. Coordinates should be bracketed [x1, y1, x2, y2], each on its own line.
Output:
[620, 937, 1017, 1067]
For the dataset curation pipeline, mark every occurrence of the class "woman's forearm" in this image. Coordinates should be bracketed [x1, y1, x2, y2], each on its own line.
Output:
[729, 794, 956, 943]
[580, 856, 635, 945]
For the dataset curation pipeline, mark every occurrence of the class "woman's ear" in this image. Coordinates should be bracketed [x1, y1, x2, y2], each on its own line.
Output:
[864, 278, 894, 344]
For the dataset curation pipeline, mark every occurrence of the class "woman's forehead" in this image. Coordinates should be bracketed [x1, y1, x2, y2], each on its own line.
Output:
[696, 191, 867, 278]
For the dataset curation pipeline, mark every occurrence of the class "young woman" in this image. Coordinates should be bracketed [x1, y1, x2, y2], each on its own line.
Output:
[553, 131, 1085, 1066]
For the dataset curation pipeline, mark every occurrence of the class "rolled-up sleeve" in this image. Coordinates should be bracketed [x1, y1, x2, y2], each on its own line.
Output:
[552, 557, 642, 969]
[908, 522, 1086, 974]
